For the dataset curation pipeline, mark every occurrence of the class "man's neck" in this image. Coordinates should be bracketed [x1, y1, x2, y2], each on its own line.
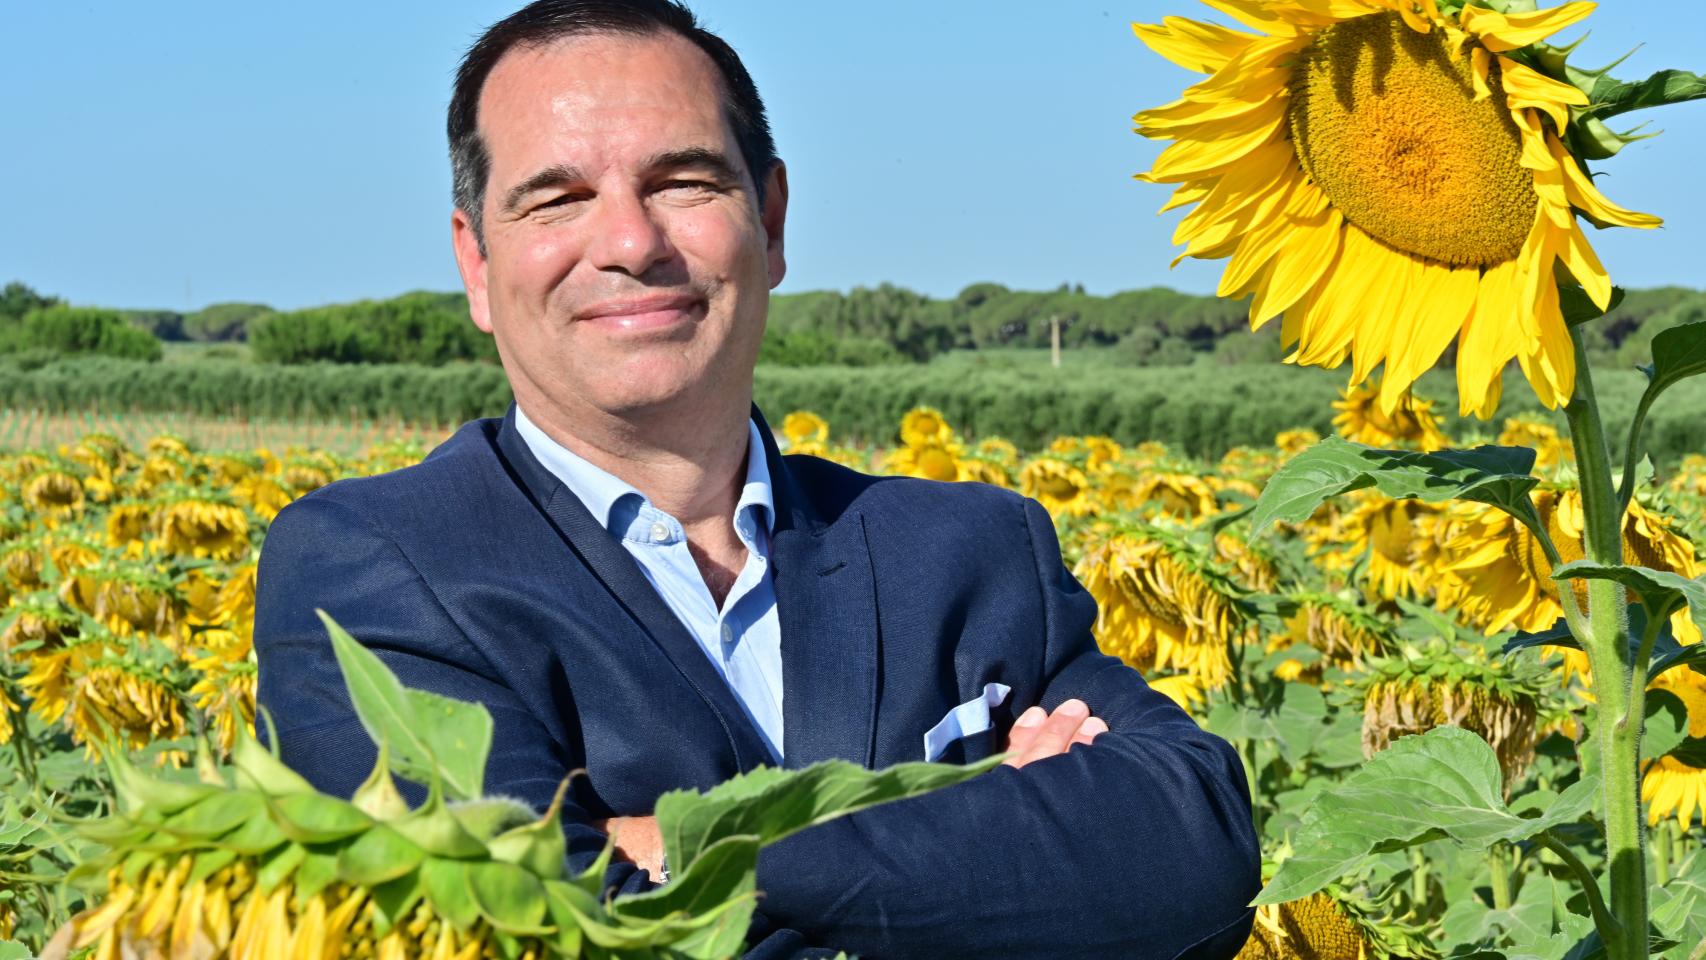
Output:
[513, 389, 752, 532]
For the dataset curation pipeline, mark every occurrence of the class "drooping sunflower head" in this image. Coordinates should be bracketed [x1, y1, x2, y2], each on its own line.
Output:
[1074, 525, 1252, 689]
[1440, 484, 1701, 641]
[1279, 593, 1393, 670]
[1331, 380, 1449, 450]
[780, 410, 830, 446]
[1135, 0, 1662, 418]
[156, 497, 252, 561]
[1019, 456, 1095, 517]
[1357, 641, 1549, 787]
[976, 436, 1021, 468]
[23, 470, 86, 520]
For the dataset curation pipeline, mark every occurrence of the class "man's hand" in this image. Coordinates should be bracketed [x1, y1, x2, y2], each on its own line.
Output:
[1002, 698, 1107, 769]
[591, 815, 667, 880]
[596, 699, 1106, 877]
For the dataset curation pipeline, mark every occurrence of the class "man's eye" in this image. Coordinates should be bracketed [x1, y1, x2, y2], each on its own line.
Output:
[659, 180, 717, 194]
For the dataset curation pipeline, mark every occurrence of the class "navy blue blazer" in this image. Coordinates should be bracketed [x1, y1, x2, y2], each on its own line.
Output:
[254, 403, 1259, 959]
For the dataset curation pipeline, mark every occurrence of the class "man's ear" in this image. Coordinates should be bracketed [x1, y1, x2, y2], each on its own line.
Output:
[760, 161, 789, 290]
[451, 207, 494, 334]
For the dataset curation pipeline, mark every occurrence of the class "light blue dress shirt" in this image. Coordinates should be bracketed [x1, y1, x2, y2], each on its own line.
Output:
[513, 406, 785, 765]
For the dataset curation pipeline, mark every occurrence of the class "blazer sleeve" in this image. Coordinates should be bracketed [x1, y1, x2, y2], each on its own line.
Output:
[252, 492, 654, 899]
[749, 496, 1262, 960]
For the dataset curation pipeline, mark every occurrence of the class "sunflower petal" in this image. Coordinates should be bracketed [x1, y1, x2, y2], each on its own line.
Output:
[1549, 135, 1664, 229]
[1499, 57, 1588, 134]
[1459, 1, 1597, 54]
[1132, 17, 1259, 74]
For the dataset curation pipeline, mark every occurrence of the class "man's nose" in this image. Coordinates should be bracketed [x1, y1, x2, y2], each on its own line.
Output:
[584, 191, 676, 278]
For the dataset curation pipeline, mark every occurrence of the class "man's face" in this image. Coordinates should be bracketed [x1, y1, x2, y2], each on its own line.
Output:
[452, 31, 786, 422]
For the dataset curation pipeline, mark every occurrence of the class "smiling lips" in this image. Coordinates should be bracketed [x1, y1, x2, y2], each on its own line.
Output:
[576, 293, 702, 332]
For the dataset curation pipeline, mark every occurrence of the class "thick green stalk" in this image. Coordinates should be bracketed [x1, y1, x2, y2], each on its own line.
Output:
[1489, 843, 1513, 910]
[1563, 329, 1645, 960]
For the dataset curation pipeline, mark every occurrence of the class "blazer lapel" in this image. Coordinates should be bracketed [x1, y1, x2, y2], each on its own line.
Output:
[492, 405, 776, 772]
[756, 408, 882, 771]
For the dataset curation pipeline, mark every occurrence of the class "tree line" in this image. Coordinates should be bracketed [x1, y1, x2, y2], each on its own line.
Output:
[3, 280, 1703, 374]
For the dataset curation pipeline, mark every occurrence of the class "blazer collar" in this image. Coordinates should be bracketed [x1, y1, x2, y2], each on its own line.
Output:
[492, 401, 879, 772]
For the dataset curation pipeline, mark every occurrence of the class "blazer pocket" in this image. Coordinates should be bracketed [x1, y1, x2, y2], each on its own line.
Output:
[923, 682, 1011, 763]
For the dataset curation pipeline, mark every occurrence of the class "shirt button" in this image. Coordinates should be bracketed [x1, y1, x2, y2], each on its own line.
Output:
[720, 623, 735, 646]
[649, 521, 670, 543]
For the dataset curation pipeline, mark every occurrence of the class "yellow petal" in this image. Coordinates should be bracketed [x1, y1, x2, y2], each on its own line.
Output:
[1132, 17, 1259, 74]
[1460, 1, 1596, 53]
[1457, 259, 1528, 417]
[1199, 0, 1333, 36]
[1499, 57, 1588, 134]
[1550, 135, 1664, 229]
[1251, 207, 1345, 327]
[1382, 262, 1479, 409]
[1141, 112, 1285, 183]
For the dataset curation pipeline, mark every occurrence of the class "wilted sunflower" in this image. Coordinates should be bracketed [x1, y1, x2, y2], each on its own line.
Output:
[1440, 485, 1700, 639]
[65, 661, 186, 757]
[957, 456, 1014, 489]
[1132, 471, 1222, 520]
[1359, 642, 1546, 786]
[1341, 494, 1450, 601]
[976, 436, 1020, 468]
[780, 410, 830, 446]
[1148, 673, 1209, 712]
[1076, 528, 1251, 688]
[104, 501, 156, 550]
[23, 470, 85, 520]
[1135, 0, 1659, 416]
[1277, 594, 1391, 670]
[1020, 457, 1095, 517]
[233, 473, 294, 521]
[1331, 382, 1448, 451]
[157, 497, 252, 561]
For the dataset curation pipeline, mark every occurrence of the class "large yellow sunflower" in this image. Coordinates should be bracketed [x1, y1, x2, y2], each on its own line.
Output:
[1135, 0, 1660, 417]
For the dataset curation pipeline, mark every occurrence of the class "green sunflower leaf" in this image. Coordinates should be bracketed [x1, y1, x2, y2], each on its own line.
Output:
[1578, 67, 1706, 122]
[1550, 563, 1706, 650]
[1644, 690, 1691, 763]
[654, 754, 1002, 874]
[1253, 727, 1598, 906]
[1249, 438, 1539, 537]
[1641, 320, 1706, 394]
[319, 609, 492, 801]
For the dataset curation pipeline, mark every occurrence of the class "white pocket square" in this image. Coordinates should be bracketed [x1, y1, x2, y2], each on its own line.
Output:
[923, 682, 1012, 762]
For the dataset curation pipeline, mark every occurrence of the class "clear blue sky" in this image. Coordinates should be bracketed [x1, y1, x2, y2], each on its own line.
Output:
[3, 1, 1702, 313]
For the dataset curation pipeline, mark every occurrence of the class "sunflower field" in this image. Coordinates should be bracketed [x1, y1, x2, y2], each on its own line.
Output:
[1, 383, 1703, 956]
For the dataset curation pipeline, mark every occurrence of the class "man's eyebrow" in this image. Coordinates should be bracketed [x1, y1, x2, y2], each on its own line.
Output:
[499, 163, 586, 216]
[640, 147, 743, 183]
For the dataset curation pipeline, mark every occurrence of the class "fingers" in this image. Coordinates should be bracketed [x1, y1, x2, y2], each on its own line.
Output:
[1002, 705, 1049, 765]
[1015, 698, 1089, 768]
[1002, 700, 1108, 768]
[1071, 715, 1109, 747]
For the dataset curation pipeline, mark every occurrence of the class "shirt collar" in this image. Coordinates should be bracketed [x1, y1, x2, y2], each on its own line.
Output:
[513, 404, 774, 538]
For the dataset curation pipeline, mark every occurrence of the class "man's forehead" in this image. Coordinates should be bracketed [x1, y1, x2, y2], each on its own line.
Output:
[478, 31, 728, 144]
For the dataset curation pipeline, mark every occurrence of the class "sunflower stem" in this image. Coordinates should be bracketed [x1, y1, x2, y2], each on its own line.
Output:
[1562, 326, 1646, 960]
[1488, 843, 1513, 910]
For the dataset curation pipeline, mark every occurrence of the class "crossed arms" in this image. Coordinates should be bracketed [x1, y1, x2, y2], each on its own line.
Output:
[255, 493, 1259, 960]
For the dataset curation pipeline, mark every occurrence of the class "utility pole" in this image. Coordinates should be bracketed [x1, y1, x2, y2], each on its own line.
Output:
[1050, 314, 1061, 369]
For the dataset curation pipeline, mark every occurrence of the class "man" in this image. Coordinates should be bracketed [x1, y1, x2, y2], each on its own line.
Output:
[253, 2, 1260, 957]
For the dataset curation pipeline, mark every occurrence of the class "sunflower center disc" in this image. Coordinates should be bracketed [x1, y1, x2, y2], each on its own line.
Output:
[1288, 11, 1536, 267]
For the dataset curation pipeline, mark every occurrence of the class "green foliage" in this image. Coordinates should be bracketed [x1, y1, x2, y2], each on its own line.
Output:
[250, 291, 497, 365]
[322, 610, 493, 801]
[185, 302, 273, 342]
[1, 305, 162, 361]
[1249, 438, 1541, 536]
[1254, 727, 1600, 906]
[0, 281, 61, 321]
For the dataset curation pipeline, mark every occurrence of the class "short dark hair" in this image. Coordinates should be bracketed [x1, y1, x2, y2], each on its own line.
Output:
[448, 0, 778, 256]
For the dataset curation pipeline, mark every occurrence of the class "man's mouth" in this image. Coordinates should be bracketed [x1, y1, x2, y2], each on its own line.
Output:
[575, 293, 703, 332]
